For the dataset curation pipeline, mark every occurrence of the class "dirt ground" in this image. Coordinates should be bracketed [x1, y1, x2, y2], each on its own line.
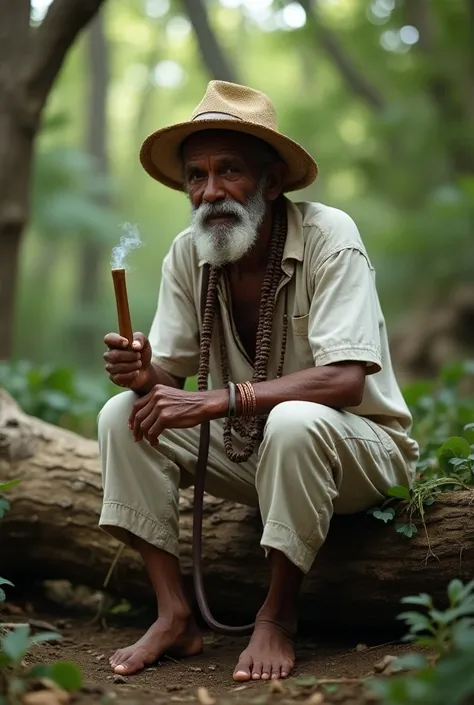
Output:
[1, 591, 416, 705]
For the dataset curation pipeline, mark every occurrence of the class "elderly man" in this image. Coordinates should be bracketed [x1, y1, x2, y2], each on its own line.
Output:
[99, 81, 419, 681]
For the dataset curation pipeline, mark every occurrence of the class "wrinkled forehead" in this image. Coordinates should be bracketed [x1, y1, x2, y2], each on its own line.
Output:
[181, 129, 264, 164]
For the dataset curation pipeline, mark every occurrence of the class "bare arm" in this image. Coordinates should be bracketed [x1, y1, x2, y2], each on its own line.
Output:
[206, 362, 366, 420]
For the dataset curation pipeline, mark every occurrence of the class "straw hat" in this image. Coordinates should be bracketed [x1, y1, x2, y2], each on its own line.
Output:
[139, 80, 318, 193]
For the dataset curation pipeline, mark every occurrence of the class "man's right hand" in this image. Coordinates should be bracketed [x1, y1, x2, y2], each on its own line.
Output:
[103, 332, 152, 389]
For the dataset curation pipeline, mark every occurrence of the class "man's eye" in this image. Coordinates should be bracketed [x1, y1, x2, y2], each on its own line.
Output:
[188, 171, 204, 183]
[223, 166, 239, 175]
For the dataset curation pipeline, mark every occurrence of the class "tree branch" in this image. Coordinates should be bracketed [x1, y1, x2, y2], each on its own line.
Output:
[181, 0, 239, 83]
[299, 0, 386, 111]
[22, 0, 108, 117]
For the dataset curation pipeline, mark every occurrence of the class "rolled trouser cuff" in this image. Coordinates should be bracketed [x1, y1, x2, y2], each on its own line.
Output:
[261, 519, 319, 574]
[99, 500, 179, 557]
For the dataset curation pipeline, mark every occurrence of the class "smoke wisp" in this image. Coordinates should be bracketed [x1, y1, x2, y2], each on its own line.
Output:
[111, 222, 143, 270]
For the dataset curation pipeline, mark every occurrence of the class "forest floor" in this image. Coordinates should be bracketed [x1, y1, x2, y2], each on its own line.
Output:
[2, 587, 416, 705]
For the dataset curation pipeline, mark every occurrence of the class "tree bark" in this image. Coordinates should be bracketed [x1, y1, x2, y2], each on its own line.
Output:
[74, 10, 109, 363]
[1, 390, 473, 629]
[0, 0, 107, 360]
[181, 0, 239, 84]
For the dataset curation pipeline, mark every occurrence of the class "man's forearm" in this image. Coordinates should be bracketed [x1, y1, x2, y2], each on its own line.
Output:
[134, 363, 185, 396]
[207, 363, 366, 420]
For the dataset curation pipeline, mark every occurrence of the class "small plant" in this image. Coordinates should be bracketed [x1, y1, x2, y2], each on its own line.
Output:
[368, 580, 474, 705]
[368, 360, 474, 541]
[0, 481, 20, 605]
[0, 624, 82, 704]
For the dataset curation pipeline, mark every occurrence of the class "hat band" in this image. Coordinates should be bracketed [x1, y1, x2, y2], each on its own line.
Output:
[192, 111, 242, 122]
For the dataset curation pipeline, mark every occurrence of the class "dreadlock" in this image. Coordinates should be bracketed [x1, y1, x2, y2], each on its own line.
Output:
[197, 196, 289, 463]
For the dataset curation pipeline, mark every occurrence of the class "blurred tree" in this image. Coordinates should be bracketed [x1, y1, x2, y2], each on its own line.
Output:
[181, 0, 239, 83]
[0, 0, 107, 360]
[74, 10, 110, 363]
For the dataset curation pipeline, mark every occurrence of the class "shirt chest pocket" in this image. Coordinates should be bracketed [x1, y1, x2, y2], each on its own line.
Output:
[290, 314, 314, 369]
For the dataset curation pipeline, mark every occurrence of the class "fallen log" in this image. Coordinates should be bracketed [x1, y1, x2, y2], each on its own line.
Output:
[0, 388, 473, 629]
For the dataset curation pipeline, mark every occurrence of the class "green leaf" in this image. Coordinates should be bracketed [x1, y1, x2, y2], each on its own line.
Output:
[464, 423, 474, 432]
[30, 631, 61, 645]
[0, 498, 10, 518]
[448, 579, 465, 603]
[437, 437, 471, 460]
[401, 593, 434, 608]
[0, 651, 12, 668]
[397, 611, 434, 634]
[29, 664, 54, 679]
[50, 661, 83, 691]
[396, 523, 418, 538]
[1, 625, 30, 662]
[372, 507, 396, 523]
[0, 479, 20, 493]
[393, 653, 428, 671]
[386, 485, 411, 500]
[322, 684, 339, 693]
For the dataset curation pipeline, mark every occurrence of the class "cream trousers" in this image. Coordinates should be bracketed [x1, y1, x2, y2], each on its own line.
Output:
[98, 391, 413, 574]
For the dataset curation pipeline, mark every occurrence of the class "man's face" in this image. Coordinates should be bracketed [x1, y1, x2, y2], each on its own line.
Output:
[182, 131, 270, 267]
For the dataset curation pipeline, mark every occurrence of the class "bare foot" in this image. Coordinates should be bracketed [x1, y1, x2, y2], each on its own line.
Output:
[109, 615, 203, 675]
[233, 618, 295, 681]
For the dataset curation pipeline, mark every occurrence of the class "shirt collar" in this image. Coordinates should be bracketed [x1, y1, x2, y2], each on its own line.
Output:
[197, 197, 304, 268]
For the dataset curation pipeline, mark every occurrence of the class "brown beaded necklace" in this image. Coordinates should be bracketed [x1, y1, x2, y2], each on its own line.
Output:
[197, 197, 289, 463]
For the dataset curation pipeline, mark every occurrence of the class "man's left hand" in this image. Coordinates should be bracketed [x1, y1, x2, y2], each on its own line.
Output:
[128, 385, 221, 445]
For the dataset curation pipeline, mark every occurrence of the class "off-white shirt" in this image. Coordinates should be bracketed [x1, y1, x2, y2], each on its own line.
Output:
[149, 199, 419, 464]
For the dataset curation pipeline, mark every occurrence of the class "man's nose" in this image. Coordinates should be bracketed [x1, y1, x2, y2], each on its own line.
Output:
[203, 173, 225, 203]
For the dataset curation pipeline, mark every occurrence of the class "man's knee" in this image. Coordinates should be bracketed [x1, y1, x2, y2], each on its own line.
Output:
[264, 400, 341, 446]
[97, 390, 136, 438]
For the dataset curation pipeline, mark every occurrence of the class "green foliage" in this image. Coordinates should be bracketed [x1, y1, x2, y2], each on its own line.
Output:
[369, 580, 474, 705]
[369, 361, 474, 539]
[0, 481, 19, 604]
[0, 625, 83, 701]
[0, 361, 114, 437]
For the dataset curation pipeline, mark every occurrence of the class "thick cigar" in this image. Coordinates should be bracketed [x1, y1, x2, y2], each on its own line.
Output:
[112, 268, 133, 344]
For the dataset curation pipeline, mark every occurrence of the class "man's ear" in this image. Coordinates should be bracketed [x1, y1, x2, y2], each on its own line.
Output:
[265, 161, 287, 201]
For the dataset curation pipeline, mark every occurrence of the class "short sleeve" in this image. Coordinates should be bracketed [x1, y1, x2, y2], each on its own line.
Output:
[308, 247, 382, 373]
[148, 255, 200, 379]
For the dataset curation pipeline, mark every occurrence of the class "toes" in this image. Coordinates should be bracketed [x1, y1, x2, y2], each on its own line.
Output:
[281, 659, 294, 679]
[114, 653, 145, 676]
[271, 666, 282, 679]
[233, 654, 253, 682]
[110, 650, 126, 669]
[261, 662, 272, 680]
[251, 661, 263, 680]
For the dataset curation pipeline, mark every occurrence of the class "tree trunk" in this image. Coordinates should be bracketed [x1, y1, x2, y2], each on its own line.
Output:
[74, 10, 109, 363]
[1, 389, 473, 629]
[181, 0, 239, 84]
[0, 0, 107, 360]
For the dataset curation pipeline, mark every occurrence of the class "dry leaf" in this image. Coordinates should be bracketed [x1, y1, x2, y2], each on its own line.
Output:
[230, 685, 248, 692]
[197, 686, 215, 705]
[22, 690, 69, 705]
[355, 643, 368, 652]
[306, 694, 324, 705]
[374, 654, 398, 674]
[268, 679, 284, 693]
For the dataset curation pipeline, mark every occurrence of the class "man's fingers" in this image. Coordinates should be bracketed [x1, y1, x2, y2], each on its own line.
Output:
[105, 361, 142, 375]
[104, 349, 140, 363]
[147, 419, 164, 446]
[132, 401, 156, 441]
[104, 332, 129, 349]
[131, 332, 147, 351]
[110, 372, 139, 387]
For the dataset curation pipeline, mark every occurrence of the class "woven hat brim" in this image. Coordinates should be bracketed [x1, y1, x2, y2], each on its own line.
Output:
[139, 119, 318, 193]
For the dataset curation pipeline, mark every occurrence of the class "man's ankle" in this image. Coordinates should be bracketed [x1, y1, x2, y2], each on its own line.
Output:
[255, 608, 297, 636]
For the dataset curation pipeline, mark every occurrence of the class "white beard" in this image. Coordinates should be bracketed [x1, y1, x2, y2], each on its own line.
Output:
[189, 180, 267, 267]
